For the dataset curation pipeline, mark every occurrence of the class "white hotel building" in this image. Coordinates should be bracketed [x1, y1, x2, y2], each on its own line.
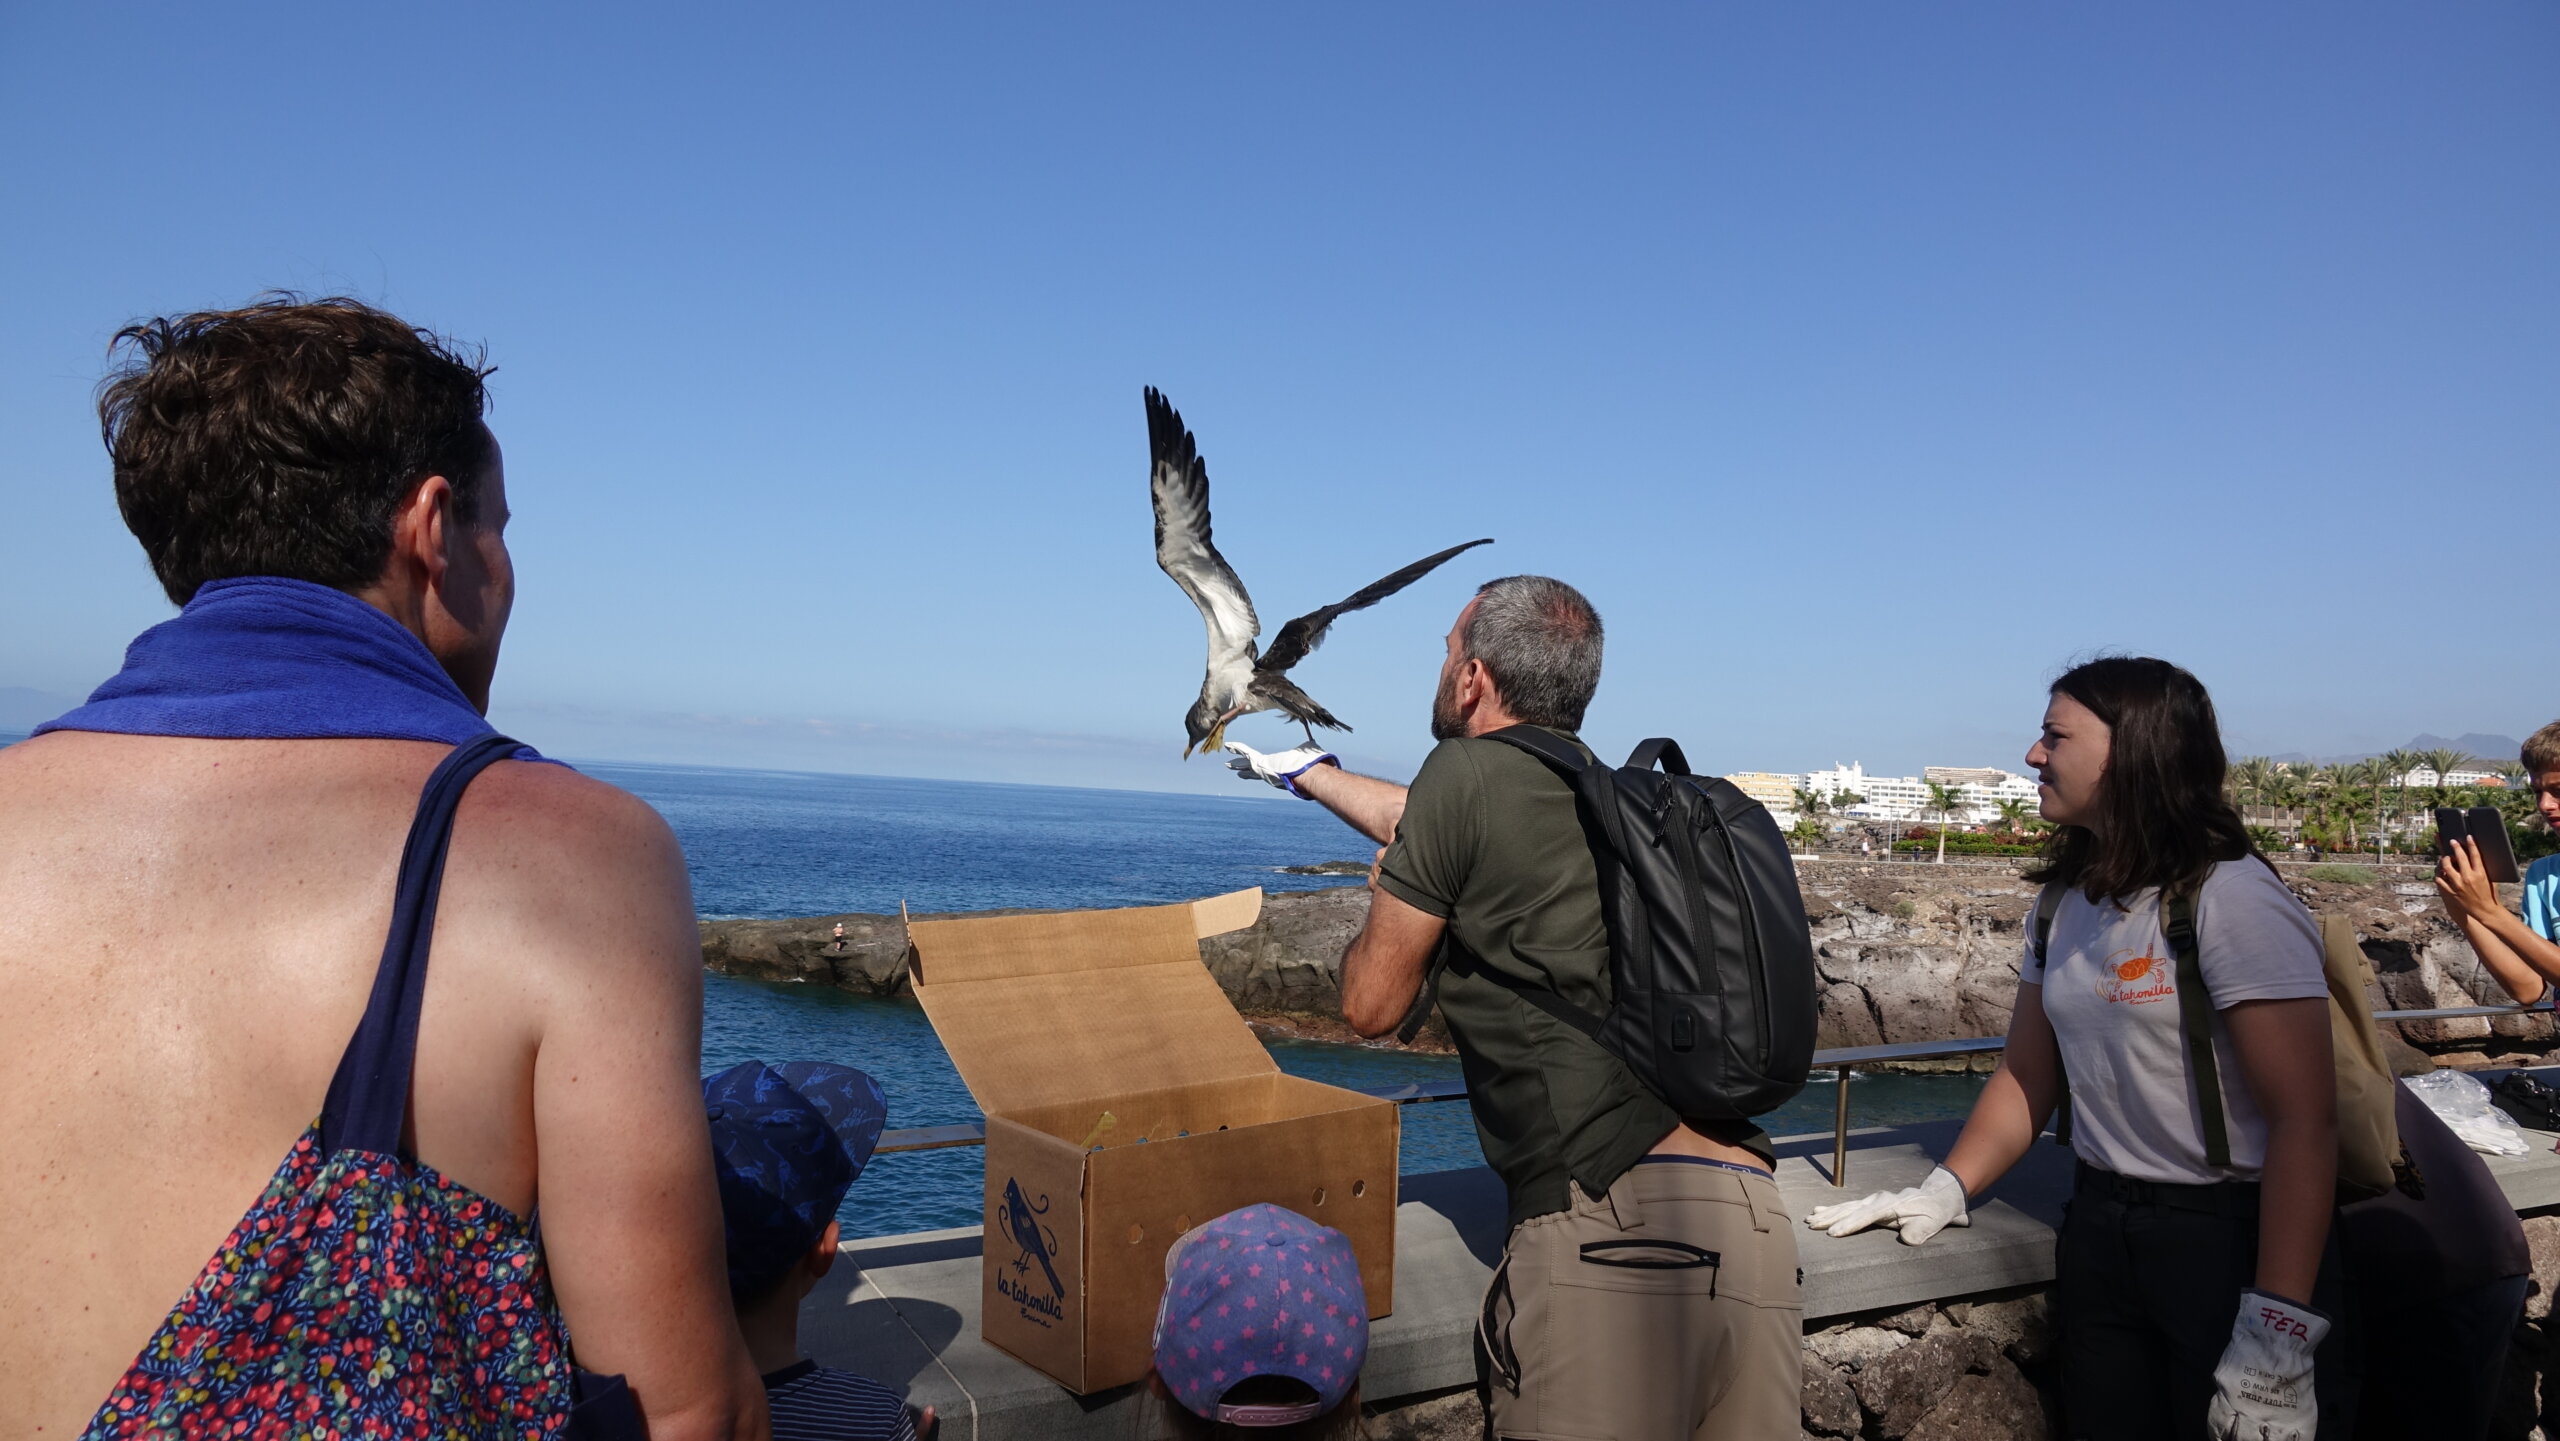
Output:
[1793, 762, 2039, 824]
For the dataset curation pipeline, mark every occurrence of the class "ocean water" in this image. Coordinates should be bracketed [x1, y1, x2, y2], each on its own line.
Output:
[589, 760, 1373, 919]
[611, 761, 1986, 1237]
[0, 733, 1983, 1237]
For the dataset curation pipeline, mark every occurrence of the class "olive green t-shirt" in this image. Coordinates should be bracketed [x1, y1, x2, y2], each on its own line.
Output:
[1377, 728, 1771, 1227]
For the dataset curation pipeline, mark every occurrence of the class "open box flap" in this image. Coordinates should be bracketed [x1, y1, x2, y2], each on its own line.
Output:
[909, 891, 1276, 1117]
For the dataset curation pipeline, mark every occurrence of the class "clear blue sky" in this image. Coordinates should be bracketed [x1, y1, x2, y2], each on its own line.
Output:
[3, 3, 2553, 792]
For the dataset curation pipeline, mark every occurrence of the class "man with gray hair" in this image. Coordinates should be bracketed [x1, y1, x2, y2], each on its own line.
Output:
[1226, 575, 1801, 1441]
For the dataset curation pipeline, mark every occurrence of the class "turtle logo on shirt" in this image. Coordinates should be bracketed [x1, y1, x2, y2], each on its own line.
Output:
[2097, 948, 2175, 1006]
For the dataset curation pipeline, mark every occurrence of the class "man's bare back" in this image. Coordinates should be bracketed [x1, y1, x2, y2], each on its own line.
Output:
[0, 732, 741, 1436]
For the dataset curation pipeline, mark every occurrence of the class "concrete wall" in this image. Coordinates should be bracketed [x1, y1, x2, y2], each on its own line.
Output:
[811, 1105, 2560, 1441]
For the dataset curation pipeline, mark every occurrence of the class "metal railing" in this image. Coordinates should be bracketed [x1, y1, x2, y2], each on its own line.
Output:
[872, 998, 2560, 1189]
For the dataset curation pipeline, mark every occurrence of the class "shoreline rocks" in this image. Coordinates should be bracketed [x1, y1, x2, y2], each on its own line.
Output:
[698, 861, 2549, 1062]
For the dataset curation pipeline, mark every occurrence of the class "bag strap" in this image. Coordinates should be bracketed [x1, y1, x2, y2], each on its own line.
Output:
[1468, 955, 1611, 1041]
[2031, 883, 2076, 1146]
[1394, 936, 1454, 1045]
[1480, 723, 1599, 776]
[318, 732, 524, 1157]
[2162, 885, 2234, 1171]
[1446, 726, 1624, 1042]
[1478, 725, 1645, 880]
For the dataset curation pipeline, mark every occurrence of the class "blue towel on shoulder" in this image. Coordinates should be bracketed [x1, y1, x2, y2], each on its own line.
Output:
[37, 576, 542, 757]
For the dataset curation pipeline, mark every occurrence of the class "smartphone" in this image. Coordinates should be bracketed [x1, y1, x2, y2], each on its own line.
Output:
[2436, 805, 2523, 885]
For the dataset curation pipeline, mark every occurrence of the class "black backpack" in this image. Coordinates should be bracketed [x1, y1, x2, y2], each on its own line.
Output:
[1401, 726, 1819, 1121]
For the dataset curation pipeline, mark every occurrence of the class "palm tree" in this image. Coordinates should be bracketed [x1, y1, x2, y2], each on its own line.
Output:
[1924, 780, 1966, 864]
[2264, 769, 2307, 813]
[2421, 748, 2474, 808]
[2231, 756, 2277, 812]
[2346, 756, 2393, 861]
[1792, 788, 1832, 850]
[2380, 748, 2423, 853]
[1994, 797, 2033, 835]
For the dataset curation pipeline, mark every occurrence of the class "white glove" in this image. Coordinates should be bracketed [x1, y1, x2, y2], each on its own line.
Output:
[1800, 1165, 1971, 1245]
[2207, 1290, 2326, 1441]
[1223, 741, 1337, 797]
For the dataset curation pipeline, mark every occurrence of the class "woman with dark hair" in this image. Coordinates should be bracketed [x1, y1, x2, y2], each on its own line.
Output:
[1805, 657, 2346, 1440]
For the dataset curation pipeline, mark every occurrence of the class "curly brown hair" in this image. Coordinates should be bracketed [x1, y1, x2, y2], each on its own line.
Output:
[98, 294, 495, 604]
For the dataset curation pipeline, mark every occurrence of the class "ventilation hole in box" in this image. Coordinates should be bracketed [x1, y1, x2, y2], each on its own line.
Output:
[1127, 1223, 1146, 1246]
[1351, 1180, 1367, 1198]
[1175, 1215, 1192, 1234]
[1310, 1187, 1327, 1207]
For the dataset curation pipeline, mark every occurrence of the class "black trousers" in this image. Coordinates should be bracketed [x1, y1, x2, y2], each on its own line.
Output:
[2056, 1165, 2357, 1441]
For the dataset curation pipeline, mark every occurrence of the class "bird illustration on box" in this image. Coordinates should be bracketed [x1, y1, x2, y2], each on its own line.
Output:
[999, 1177, 1065, 1299]
[1146, 387, 1491, 756]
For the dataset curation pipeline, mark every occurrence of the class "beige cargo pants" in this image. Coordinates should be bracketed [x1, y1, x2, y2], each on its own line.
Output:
[1481, 1158, 1802, 1441]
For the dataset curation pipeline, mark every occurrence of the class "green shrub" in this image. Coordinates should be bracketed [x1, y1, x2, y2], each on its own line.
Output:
[1891, 836, 2040, 857]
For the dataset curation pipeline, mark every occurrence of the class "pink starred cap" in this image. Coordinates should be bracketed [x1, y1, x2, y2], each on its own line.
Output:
[1150, 1205, 1368, 1426]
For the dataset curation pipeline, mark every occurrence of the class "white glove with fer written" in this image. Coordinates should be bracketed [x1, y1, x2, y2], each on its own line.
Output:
[1223, 741, 1337, 797]
[2207, 1289, 2326, 1441]
[1800, 1165, 1971, 1245]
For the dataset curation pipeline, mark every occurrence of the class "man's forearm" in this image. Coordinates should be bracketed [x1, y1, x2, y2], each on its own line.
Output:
[1292, 763, 1409, 846]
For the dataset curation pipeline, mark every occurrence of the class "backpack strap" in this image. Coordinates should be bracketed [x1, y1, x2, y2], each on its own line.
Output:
[1394, 935, 1454, 1045]
[1465, 725, 1626, 1043]
[2031, 883, 2063, 964]
[1480, 723, 1599, 776]
[1468, 952, 1612, 1042]
[2162, 883, 2234, 1171]
[2030, 882, 2075, 1146]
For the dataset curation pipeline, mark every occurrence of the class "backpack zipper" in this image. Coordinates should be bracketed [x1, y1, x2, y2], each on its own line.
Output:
[1699, 791, 1770, 1073]
[1661, 787, 1717, 1055]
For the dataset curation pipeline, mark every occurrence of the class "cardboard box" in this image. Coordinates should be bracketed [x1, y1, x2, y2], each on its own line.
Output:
[908, 888, 1400, 1394]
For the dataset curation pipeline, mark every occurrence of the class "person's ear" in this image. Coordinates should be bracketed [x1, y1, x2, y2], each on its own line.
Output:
[808, 1219, 841, 1279]
[388, 474, 456, 591]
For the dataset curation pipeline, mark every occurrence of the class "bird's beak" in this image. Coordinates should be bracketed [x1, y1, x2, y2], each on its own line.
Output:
[1183, 741, 1196, 759]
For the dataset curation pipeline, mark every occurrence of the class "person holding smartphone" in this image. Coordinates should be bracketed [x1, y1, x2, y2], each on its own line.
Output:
[1805, 657, 2346, 1440]
[2436, 721, 2560, 1004]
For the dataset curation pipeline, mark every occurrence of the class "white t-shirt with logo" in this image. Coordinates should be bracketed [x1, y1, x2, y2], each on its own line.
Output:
[2020, 858, 2329, 1185]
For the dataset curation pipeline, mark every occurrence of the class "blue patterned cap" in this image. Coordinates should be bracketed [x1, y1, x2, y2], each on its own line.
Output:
[704, 1059, 887, 1297]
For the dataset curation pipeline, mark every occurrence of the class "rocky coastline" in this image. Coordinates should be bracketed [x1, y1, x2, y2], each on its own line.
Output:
[697, 859, 2551, 1064]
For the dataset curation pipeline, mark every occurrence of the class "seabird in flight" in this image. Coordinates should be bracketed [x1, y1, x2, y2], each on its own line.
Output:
[1146, 386, 1492, 757]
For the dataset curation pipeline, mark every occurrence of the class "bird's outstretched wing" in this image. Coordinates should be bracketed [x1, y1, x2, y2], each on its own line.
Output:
[1259, 538, 1494, 675]
[1147, 388, 1261, 673]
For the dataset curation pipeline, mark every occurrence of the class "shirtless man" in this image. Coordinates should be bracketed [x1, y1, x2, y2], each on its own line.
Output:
[0, 298, 763, 1437]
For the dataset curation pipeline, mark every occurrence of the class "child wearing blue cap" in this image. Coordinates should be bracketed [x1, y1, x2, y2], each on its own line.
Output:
[1141, 1205, 1370, 1440]
[704, 1059, 929, 1441]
